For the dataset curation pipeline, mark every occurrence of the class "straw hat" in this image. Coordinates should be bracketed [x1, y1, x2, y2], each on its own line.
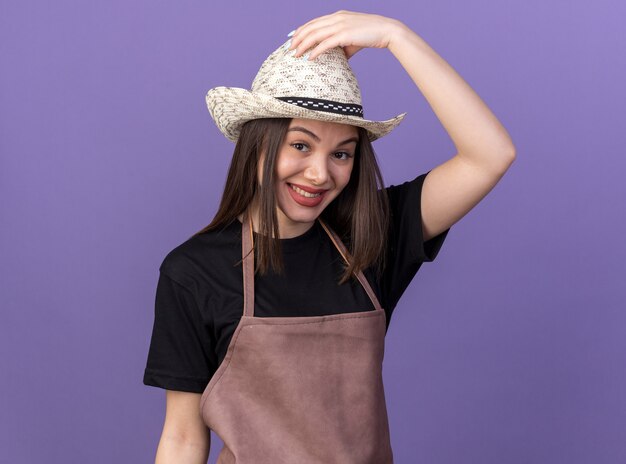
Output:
[205, 38, 407, 143]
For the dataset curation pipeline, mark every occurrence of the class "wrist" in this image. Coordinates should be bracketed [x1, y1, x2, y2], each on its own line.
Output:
[387, 20, 422, 54]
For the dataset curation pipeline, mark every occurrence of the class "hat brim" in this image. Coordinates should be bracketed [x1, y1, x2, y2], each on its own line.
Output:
[206, 86, 407, 143]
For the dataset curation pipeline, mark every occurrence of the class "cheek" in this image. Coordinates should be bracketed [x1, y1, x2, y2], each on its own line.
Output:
[336, 164, 354, 188]
[275, 156, 301, 178]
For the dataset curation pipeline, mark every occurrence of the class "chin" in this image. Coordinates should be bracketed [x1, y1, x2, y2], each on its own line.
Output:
[280, 206, 324, 223]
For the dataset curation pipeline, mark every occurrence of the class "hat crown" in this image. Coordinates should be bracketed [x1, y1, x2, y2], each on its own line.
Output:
[250, 40, 363, 105]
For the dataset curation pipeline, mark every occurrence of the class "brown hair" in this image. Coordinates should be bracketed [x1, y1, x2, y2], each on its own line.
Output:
[191, 118, 389, 285]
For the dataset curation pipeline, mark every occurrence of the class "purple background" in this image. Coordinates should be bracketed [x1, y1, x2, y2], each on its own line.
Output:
[1, 0, 625, 462]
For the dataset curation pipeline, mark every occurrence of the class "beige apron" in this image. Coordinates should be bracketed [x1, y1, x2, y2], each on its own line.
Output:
[199, 213, 393, 463]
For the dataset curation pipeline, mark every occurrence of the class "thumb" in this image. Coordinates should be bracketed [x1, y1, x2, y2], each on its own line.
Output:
[343, 45, 363, 60]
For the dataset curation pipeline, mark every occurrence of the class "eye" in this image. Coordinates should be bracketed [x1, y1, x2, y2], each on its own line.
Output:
[333, 151, 354, 161]
[291, 142, 309, 152]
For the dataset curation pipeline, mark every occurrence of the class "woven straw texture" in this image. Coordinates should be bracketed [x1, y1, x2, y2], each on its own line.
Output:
[206, 39, 406, 142]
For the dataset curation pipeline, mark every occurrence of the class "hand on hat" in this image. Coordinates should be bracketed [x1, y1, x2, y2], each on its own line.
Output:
[287, 10, 407, 61]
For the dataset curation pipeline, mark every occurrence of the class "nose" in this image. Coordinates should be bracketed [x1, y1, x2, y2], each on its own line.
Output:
[303, 154, 330, 186]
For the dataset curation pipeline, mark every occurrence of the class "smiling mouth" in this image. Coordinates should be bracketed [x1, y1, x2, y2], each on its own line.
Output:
[288, 183, 332, 197]
[289, 184, 322, 198]
[286, 183, 327, 207]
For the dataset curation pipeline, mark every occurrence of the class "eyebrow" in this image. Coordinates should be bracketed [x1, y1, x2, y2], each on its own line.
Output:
[287, 126, 359, 147]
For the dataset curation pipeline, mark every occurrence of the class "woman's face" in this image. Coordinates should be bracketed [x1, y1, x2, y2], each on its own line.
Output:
[260, 118, 359, 238]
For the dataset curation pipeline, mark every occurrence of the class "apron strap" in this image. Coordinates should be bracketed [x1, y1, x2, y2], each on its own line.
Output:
[242, 212, 255, 317]
[318, 218, 384, 313]
[241, 213, 384, 317]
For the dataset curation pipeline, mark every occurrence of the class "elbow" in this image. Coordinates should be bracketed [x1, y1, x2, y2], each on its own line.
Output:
[461, 142, 517, 177]
[507, 142, 517, 162]
[505, 145, 517, 167]
[507, 145, 517, 167]
[495, 144, 517, 175]
[156, 433, 211, 463]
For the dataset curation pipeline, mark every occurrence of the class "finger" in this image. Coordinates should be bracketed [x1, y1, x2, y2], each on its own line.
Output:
[296, 11, 337, 30]
[289, 17, 337, 52]
[290, 13, 336, 42]
[292, 25, 342, 57]
[289, 10, 351, 48]
[307, 33, 350, 61]
[293, 9, 348, 36]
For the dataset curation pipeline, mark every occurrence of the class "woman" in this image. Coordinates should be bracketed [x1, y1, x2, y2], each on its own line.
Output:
[143, 10, 516, 463]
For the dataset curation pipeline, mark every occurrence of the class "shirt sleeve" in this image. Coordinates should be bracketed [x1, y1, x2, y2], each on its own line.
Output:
[377, 170, 451, 315]
[143, 270, 217, 393]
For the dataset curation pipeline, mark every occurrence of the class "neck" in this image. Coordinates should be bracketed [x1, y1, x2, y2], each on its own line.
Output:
[238, 206, 316, 239]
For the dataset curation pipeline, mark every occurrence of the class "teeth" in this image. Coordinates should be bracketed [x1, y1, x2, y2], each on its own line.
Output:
[290, 184, 321, 198]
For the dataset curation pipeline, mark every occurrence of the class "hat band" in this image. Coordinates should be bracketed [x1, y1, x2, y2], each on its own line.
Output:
[275, 97, 364, 118]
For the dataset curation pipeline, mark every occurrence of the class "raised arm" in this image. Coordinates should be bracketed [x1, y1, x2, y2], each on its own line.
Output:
[154, 390, 210, 464]
[289, 11, 516, 240]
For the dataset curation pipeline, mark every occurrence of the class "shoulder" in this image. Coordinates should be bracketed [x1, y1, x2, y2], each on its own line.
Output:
[384, 172, 428, 201]
[159, 220, 242, 287]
